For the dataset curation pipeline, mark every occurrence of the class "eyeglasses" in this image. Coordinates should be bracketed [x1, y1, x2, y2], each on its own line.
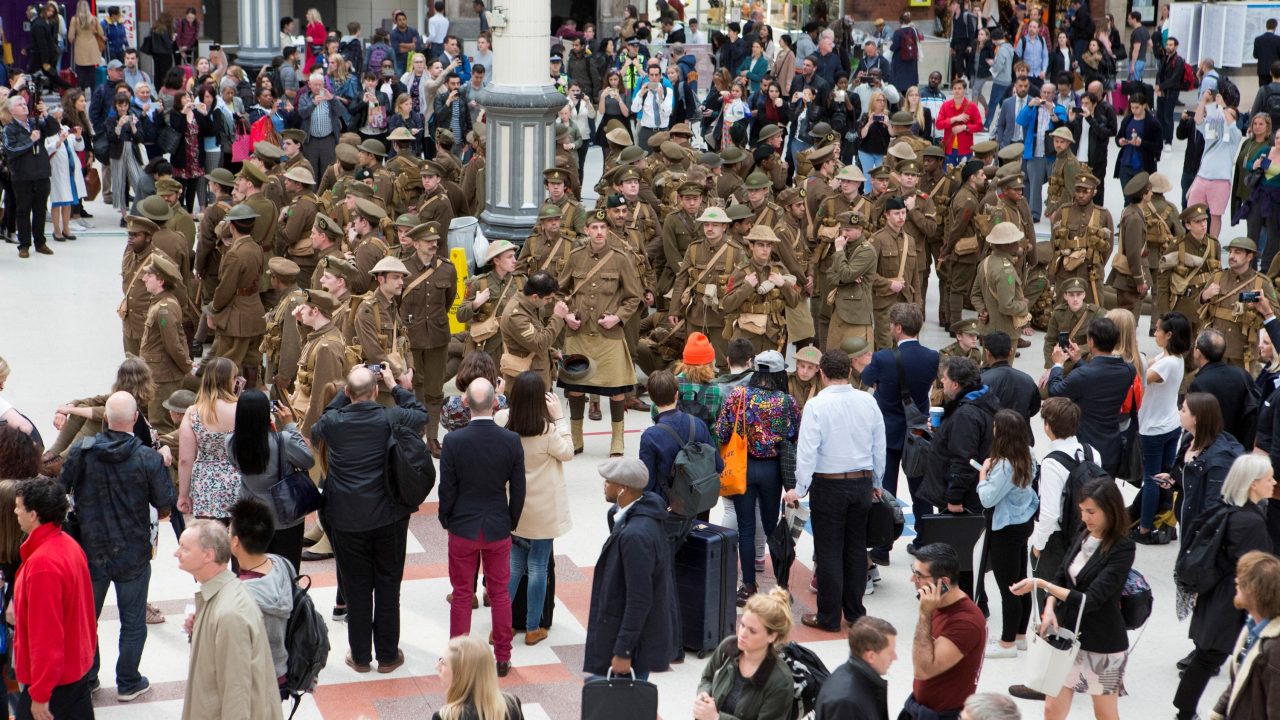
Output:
[910, 568, 933, 581]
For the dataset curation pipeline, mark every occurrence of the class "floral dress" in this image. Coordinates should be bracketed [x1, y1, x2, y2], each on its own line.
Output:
[189, 408, 239, 519]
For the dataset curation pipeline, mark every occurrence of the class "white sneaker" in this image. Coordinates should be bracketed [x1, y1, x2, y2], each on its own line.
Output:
[985, 641, 1018, 659]
[868, 566, 882, 583]
[1016, 637, 1028, 651]
[865, 577, 875, 595]
[73, 219, 93, 230]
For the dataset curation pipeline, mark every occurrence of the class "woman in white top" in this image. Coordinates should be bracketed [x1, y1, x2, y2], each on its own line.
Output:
[1135, 311, 1191, 540]
[45, 105, 86, 244]
[566, 81, 596, 177]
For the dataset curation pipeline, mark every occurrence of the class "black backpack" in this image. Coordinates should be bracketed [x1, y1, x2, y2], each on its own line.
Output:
[1265, 85, 1280, 127]
[780, 642, 830, 719]
[1045, 444, 1110, 543]
[657, 416, 721, 518]
[383, 412, 436, 509]
[283, 575, 330, 719]
[338, 37, 364, 75]
[676, 384, 717, 429]
[1175, 503, 1235, 594]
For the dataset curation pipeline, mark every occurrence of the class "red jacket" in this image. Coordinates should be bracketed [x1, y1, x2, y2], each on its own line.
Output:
[14, 523, 96, 703]
[935, 98, 984, 157]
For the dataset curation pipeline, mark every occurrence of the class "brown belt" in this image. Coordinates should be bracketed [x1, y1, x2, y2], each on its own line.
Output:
[813, 470, 872, 479]
[236, 287, 258, 296]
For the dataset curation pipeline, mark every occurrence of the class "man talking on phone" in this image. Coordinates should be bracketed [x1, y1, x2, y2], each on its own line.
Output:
[903, 543, 986, 720]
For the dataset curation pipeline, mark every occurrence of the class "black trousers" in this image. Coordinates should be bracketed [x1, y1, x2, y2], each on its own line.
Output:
[1173, 646, 1230, 717]
[269, 522, 306, 575]
[1157, 93, 1177, 145]
[987, 517, 1034, 642]
[18, 672, 93, 719]
[810, 475, 872, 628]
[329, 516, 409, 665]
[14, 177, 50, 250]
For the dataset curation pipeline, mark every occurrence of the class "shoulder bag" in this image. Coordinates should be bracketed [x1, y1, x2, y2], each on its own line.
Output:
[261, 431, 323, 526]
[895, 348, 933, 478]
[718, 395, 749, 497]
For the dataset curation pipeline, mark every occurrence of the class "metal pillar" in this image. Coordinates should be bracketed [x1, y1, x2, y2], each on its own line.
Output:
[474, 1, 565, 241]
[236, 0, 281, 73]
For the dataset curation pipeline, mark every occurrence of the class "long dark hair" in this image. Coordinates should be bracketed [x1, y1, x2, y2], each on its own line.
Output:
[504, 372, 553, 438]
[989, 409, 1033, 488]
[229, 390, 272, 475]
[1184, 392, 1224, 453]
[749, 369, 789, 393]
[1080, 478, 1128, 553]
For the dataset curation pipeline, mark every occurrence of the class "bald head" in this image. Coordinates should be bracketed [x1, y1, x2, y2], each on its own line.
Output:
[346, 366, 379, 401]
[464, 377, 495, 417]
[105, 391, 139, 431]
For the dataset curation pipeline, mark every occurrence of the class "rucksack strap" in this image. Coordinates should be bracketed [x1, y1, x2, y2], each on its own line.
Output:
[891, 348, 914, 408]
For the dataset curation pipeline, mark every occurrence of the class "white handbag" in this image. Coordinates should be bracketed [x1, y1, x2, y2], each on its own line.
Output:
[1023, 587, 1087, 696]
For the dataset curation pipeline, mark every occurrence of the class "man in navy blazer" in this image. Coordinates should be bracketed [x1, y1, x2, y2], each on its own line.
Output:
[858, 303, 939, 555]
[993, 75, 1032, 148]
[439, 377, 526, 676]
[1047, 317, 1135, 474]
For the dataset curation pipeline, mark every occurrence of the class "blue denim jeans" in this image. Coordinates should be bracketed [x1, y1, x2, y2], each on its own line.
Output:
[986, 83, 1010, 130]
[1140, 428, 1181, 530]
[730, 457, 782, 588]
[89, 563, 150, 693]
[857, 151, 884, 194]
[508, 537, 553, 631]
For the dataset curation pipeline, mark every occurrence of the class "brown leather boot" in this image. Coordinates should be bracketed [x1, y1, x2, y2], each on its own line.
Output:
[588, 399, 602, 421]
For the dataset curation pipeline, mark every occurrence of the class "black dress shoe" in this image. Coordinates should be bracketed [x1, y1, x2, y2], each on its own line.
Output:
[1008, 684, 1046, 700]
[800, 614, 840, 632]
[301, 550, 333, 561]
[496, 661, 511, 677]
[1177, 650, 1196, 670]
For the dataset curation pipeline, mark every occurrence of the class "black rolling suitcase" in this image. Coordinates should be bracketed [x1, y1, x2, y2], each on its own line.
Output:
[511, 553, 556, 631]
[674, 521, 738, 657]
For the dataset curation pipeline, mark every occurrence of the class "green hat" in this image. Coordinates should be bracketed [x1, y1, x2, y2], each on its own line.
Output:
[421, 160, 445, 177]
[743, 172, 771, 190]
[161, 389, 196, 414]
[238, 161, 268, 185]
[922, 145, 946, 159]
[677, 182, 705, 197]
[226, 203, 260, 222]
[757, 123, 784, 142]
[253, 141, 285, 162]
[302, 289, 340, 316]
[281, 128, 308, 145]
[345, 180, 375, 198]
[660, 141, 686, 162]
[889, 111, 915, 126]
[386, 126, 416, 142]
[617, 145, 647, 165]
[357, 139, 388, 157]
[1123, 172, 1151, 198]
[314, 213, 343, 239]
[778, 187, 805, 205]
[1180, 204, 1210, 223]
[335, 143, 359, 166]
[484, 239, 519, 263]
[588, 208, 609, 224]
[125, 215, 160, 234]
[997, 143, 1024, 162]
[1059, 277, 1087, 294]
[696, 207, 731, 223]
[354, 197, 387, 221]
[537, 203, 561, 221]
[559, 354, 595, 382]
[950, 318, 980, 336]
[841, 337, 872, 356]
[143, 254, 182, 286]
[393, 213, 419, 229]
[154, 178, 183, 195]
[407, 222, 442, 243]
[725, 204, 753, 221]
[435, 127, 456, 145]
[720, 146, 749, 165]
[139, 195, 173, 222]
[794, 346, 823, 365]
[837, 211, 863, 228]
[320, 255, 359, 283]
[1226, 237, 1259, 253]
[972, 139, 998, 156]
[697, 151, 723, 169]
[205, 168, 236, 188]
[267, 257, 301, 277]
[370, 256, 410, 275]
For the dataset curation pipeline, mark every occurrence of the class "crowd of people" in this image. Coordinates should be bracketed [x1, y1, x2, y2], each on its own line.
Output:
[7, 0, 1280, 719]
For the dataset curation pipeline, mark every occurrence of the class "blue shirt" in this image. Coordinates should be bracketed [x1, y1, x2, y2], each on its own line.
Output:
[977, 458, 1040, 530]
[1124, 117, 1147, 169]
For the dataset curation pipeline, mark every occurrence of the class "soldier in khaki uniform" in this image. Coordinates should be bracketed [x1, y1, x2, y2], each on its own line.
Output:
[1146, 172, 1185, 332]
[795, 121, 839, 179]
[318, 140, 359, 202]
[813, 163, 871, 348]
[1042, 277, 1105, 378]
[349, 197, 391, 294]
[308, 214, 345, 290]
[890, 162, 940, 310]
[986, 172, 1047, 334]
[1165, 204, 1220, 337]
[930, 319, 983, 405]
[559, 210, 644, 454]
[972, 222, 1031, 340]
[613, 166, 663, 302]
[316, 255, 361, 341]
[194, 168, 236, 343]
[457, 239, 526, 368]
[845, 337, 875, 391]
[940, 161, 987, 330]
[1110, 172, 1154, 314]
[137, 195, 192, 290]
[232, 161, 280, 254]
[717, 146, 751, 205]
[1199, 237, 1279, 370]
[353, 256, 414, 405]
[260, 258, 308, 393]
[869, 197, 922, 349]
[721, 225, 802, 353]
[660, 182, 706, 298]
[1045, 126, 1083, 217]
[544, 168, 587, 236]
[774, 187, 815, 348]
[756, 125, 789, 192]
[120, 216, 178, 356]
[138, 255, 191, 431]
[354, 138, 396, 210]
[276, 166, 322, 282]
[154, 177, 197, 257]
[433, 128, 464, 184]
[249, 141, 288, 210]
[385, 127, 424, 210]
[210, 204, 269, 386]
[825, 211, 878, 350]
[499, 271, 569, 390]
[519, 204, 578, 279]
[1049, 174, 1113, 306]
[669, 206, 744, 369]
[279, 129, 316, 178]
[789, 346, 825, 411]
[399, 222, 458, 451]
[290, 290, 349, 435]
[417, 160, 455, 230]
[461, 126, 486, 217]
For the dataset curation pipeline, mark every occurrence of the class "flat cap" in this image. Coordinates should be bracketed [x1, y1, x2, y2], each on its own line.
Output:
[598, 456, 648, 488]
[837, 211, 863, 228]
[313, 213, 343, 239]
[281, 128, 308, 145]
[354, 197, 388, 221]
[144, 254, 182, 285]
[267, 257, 301, 277]
[253, 141, 285, 161]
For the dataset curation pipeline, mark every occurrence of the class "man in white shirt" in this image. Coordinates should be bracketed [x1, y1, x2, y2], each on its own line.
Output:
[785, 349, 886, 633]
[630, 64, 673, 150]
[686, 18, 707, 45]
[427, 1, 449, 57]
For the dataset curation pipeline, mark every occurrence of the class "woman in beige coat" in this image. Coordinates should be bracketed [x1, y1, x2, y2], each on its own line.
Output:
[496, 371, 573, 646]
[66, 1, 104, 92]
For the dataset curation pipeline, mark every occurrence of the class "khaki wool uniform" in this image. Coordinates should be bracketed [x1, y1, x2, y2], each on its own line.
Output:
[435, 151, 463, 184]
[824, 236, 878, 351]
[401, 254, 458, 442]
[557, 243, 644, 391]
[369, 166, 398, 210]
[1049, 201, 1114, 307]
[923, 166, 960, 319]
[774, 213, 815, 343]
[942, 184, 983, 328]
[120, 245, 175, 355]
[1108, 204, 1153, 313]
[261, 286, 308, 388]
[1043, 302, 1105, 374]
[386, 154, 423, 209]
[621, 200, 663, 295]
[350, 234, 391, 295]
[210, 235, 268, 376]
[1045, 149, 1083, 216]
[151, 227, 192, 290]
[869, 223, 922, 350]
[972, 246, 1030, 337]
[1167, 232, 1221, 328]
[164, 203, 198, 258]
[606, 225, 656, 360]
[1145, 196, 1183, 327]
[461, 154, 485, 217]
[813, 194, 870, 347]
[671, 236, 744, 369]
[457, 270, 526, 368]
[416, 187, 454, 230]
[353, 289, 413, 405]
[553, 195, 588, 237]
[280, 152, 315, 182]
[1200, 268, 1280, 370]
[983, 191, 1048, 327]
[661, 208, 703, 296]
[789, 373, 823, 413]
[242, 191, 280, 253]
[140, 290, 190, 431]
[310, 246, 344, 291]
[716, 170, 748, 205]
[316, 161, 347, 198]
[291, 322, 348, 435]
[930, 342, 984, 405]
[499, 293, 567, 390]
[748, 201, 807, 279]
[518, 229, 578, 280]
[195, 201, 230, 306]
[720, 259, 802, 354]
[900, 192, 940, 311]
[277, 192, 321, 284]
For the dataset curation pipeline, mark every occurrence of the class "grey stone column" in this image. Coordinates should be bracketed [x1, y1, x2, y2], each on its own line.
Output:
[472, 0, 565, 242]
[235, 0, 281, 73]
